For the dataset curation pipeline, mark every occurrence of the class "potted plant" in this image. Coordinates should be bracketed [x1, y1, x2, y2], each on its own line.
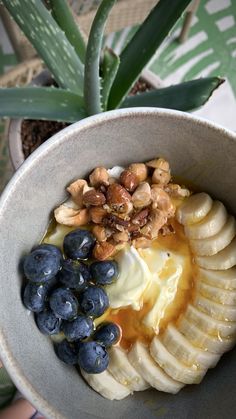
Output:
[0, 0, 223, 169]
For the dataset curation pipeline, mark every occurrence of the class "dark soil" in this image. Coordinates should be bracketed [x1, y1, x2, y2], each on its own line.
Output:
[21, 120, 69, 158]
[21, 78, 152, 158]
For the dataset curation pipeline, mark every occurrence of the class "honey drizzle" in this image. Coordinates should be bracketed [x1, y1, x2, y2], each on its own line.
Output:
[102, 219, 198, 350]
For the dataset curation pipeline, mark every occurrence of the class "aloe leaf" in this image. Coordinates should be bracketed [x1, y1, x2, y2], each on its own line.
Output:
[2, 0, 84, 95]
[0, 87, 86, 122]
[101, 48, 120, 110]
[48, 0, 86, 64]
[121, 77, 224, 111]
[84, 0, 116, 115]
[108, 0, 192, 109]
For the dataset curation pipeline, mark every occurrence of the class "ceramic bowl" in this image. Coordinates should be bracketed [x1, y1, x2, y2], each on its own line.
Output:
[0, 108, 235, 419]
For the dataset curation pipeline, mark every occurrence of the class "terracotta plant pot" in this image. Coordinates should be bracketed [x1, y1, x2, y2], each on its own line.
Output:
[8, 69, 163, 170]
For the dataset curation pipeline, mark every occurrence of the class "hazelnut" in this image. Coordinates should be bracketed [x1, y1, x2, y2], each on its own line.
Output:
[54, 206, 90, 226]
[146, 158, 170, 171]
[66, 179, 87, 208]
[131, 182, 151, 208]
[89, 167, 109, 187]
[128, 163, 148, 182]
[83, 189, 106, 206]
[89, 206, 107, 223]
[106, 184, 131, 212]
[93, 241, 116, 260]
[120, 170, 139, 192]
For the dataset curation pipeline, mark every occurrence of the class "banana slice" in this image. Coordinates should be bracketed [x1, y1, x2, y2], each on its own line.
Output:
[162, 323, 220, 368]
[195, 236, 236, 270]
[184, 304, 236, 338]
[178, 317, 235, 354]
[190, 216, 236, 256]
[194, 294, 236, 322]
[108, 346, 149, 391]
[176, 193, 212, 225]
[196, 281, 236, 305]
[128, 341, 184, 393]
[80, 369, 131, 400]
[184, 201, 227, 240]
[150, 337, 207, 384]
[198, 267, 236, 290]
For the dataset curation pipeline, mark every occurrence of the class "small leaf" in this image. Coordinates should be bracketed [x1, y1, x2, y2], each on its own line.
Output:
[108, 0, 192, 109]
[48, 0, 86, 63]
[120, 77, 225, 111]
[84, 0, 116, 116]
[2, 0, 84, 94]
[101, 48, 120, 110]
[0, 87, 87, 122]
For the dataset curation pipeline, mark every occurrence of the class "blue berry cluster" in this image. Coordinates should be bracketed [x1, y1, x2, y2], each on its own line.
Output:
[22, 229, 120, 374]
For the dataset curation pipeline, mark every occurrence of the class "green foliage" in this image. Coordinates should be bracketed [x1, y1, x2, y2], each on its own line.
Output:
[48, 0, 86, 64]
[0, 0, 224, 124]
[0, 88, 86, 122]
[121, 77, 224, 111]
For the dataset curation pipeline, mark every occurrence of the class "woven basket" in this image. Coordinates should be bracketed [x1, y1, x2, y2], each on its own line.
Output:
[0, 58, 44, 88]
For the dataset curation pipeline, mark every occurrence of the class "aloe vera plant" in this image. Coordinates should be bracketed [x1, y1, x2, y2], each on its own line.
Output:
[0, 0, 224, 123]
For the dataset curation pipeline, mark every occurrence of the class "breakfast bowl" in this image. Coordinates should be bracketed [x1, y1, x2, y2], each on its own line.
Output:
[0, 108, 236, 419]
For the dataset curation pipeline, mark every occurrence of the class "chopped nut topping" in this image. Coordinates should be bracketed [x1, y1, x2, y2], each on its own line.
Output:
[151, 186, 175, 217]
[93, 241, 116, 260]
[128, 163, 148, 182]
[89, 206, 107, 223]
[106, 183, 131, 212]
[164, 183, 190, 198]
[83, 189, 106, 206]
[113, 231, 129, 243]
[131, 208, 149, 226]
[146, 158, 169, 171]
[66, 179, 87, 208]
[132, 236, 152, 249]
[89, 167, 109, 187]
[152, 167, 171, 185]
[92, 225, 107, 242]
[120, 169, 139, 192]
[132, 182, 151, 208]
[54, 205, 90, 226]
[141, 209, 167, 239]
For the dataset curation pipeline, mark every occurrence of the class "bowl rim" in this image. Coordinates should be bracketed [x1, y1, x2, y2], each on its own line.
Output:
[0, 107, 236, 418]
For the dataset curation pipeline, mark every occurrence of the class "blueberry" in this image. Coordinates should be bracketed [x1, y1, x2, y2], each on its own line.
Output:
[62, 315, 94, 341]
[93, 322, 121, 347]
[79, 286, 109, 318]
[23, 248, 61, 283]
[90, 261, 118, 285]
[54, 340, 78, 365]
[58, 259, 90, 291]
[33, 244, 62, 259]
[49, 288, 78, 320]
[35, 309, 61, 335]
[78, 341, 109, 373]
[23, 282, 48, 313]
[63, 229, 95, 260]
